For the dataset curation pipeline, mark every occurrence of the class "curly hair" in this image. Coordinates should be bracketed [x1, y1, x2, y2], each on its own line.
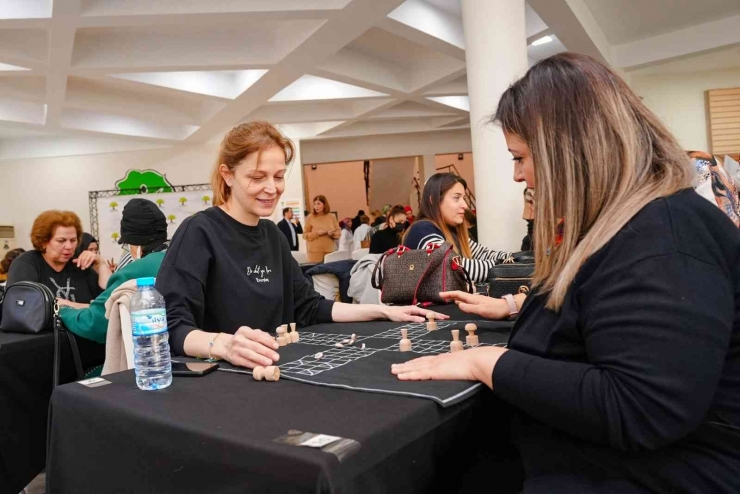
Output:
[30, 210, 82, 251]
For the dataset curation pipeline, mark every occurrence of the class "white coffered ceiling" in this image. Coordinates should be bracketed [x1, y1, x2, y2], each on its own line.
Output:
[0, 0, 739, 159]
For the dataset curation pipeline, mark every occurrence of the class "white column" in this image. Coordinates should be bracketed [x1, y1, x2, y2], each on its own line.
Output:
[419, 154, 437, 185]
[462, 0, 529, 251]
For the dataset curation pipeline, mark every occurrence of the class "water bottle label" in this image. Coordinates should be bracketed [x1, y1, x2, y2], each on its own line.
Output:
[131, 308, 168, 336]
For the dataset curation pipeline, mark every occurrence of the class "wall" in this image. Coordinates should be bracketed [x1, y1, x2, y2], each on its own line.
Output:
[303, 161, 366, 221]
[435, 152, 475, 196]
[369, 156, 416, 212]
[631, 68, 740, 152]
[0, 140, 307, 253]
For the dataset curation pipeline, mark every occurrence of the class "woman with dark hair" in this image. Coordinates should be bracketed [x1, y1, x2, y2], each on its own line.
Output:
[7, 210, 108, 303]
[75, 233, 99, 257]
[394, 53, 740, 492]
[402, 173, 510, 282]
[369, 205, 406, 254]
[155, 122, 446, 370]
[303, 195, 341, 262]
[0, 248, 25, 285]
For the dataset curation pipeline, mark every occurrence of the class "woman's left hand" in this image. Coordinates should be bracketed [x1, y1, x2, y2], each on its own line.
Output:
[391, 346, 506, 388]
[383, 306, 449, 323]
[73, 251, 100, 270]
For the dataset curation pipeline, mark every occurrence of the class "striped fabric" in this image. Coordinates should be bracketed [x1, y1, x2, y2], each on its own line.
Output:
[414, 232, 510, 283]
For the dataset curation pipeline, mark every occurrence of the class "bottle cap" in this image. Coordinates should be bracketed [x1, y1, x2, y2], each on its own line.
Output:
[136, 277, 156, 287]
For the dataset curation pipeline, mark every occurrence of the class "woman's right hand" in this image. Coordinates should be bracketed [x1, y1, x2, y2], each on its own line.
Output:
[439, 291, 513, 320]
[215, 326, 280, 369]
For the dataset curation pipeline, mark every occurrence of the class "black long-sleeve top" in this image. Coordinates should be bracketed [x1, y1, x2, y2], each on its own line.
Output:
[494, 189, 740, 492]
[156, 207, 334, 356]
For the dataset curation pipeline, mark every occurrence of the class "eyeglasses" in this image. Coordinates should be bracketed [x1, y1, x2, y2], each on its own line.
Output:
[121, 244, 130, 252]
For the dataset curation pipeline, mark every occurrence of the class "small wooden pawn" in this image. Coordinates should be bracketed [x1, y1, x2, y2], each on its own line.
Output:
[450, 329, 464, 352]
[264, 366, 280, 382]
[289, 322, 299, 343]
[465, 323, 479, 347]
[280, 324, 290, 345]
[426, 313, 437, 331]
[253, 366, 265, 381]
[276, 326, 288, 346]
[399, 328, 412, 352]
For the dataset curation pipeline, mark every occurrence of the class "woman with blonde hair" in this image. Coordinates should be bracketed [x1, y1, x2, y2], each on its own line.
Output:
[155, 121, 446, 369]
[303, 195, 340, 262]
[394, 53, 740, 492]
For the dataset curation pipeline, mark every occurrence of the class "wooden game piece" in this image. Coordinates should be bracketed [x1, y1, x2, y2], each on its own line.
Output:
[399, 328, 412, 352]
[290, 323, 299, 342]
[361, 343, 366, 350]
[264, 366, 280, 381]
[280, 324, 290, 345]
[277, 336, 289, 346]
[342, 339, 351, 344]
[253, 366, 265, 381]
[335, 342, 344, 348]
[427, 313, 437, 331]
[350, 333, 357, 343]
[465, 323, 479, 347]
[450, 330, 464, 352]
[314, 352, 324, 359]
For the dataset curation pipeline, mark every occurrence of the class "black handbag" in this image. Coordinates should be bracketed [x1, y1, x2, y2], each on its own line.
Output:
[0, 281, 84, 386]
[487, 251, 535, 299]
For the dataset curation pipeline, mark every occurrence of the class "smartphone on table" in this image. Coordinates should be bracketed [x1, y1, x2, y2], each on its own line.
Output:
[171, 361, 219, 377]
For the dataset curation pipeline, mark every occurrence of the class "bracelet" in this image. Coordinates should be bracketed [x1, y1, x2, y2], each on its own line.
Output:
[502, 294, 519, 320]
[208, 333, 224, 361]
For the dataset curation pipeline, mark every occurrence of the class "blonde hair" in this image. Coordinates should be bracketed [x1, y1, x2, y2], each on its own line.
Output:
[493, 53, 694, 310]
[211, 121, 295, 207]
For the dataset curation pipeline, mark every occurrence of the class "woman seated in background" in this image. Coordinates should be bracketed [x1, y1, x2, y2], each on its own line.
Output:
[336, 218, 354, 253]
[0, 248, 25, 286]
[58, 199, 169, 343]
[303, 195, 340, 263]
[75, 233, 99, 257]
[7, 210, 109, 303]
[156, 121, 446, 369]
[394, 53, 740, 493]
[370, 209, 384, 228]
[369, 205, 406, 254]
[403, 173, 510, 282]
[352, 214, 372, 251]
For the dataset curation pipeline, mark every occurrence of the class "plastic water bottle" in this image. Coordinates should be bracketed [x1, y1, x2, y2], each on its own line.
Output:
[130, 277, 172, 390]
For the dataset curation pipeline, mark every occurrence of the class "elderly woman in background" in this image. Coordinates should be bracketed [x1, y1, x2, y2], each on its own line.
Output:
[7, 210, 108, 304]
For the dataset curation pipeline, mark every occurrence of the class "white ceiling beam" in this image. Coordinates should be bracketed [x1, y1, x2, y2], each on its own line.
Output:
[377, 17, 465, 61]
[386, 0, 465, 50]
[45, 0, 82, 127]
[527, 28, 553, 46]
[615, 14, 740, 70]
[185, 0, 408, 144]
[527, 0, 612, 65]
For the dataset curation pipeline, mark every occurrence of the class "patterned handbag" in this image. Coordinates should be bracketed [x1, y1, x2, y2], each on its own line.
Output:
[487, 251, 535, 298]
[371, 244, 473, 305]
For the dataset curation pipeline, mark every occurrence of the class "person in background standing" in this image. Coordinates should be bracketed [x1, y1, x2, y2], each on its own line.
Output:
[353, 215, 373, 250]
[337, 219, 354, 253]
[0, 248, 25, 286]
[403, 205, 415, 227]
[303, 195, 340, 262]
[370, 210, 384, 228]
[277, 207, 303, 251]
[350, 209, 365, 232]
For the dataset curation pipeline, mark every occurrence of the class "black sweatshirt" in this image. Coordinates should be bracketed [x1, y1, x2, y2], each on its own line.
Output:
[7, 250, 102, 303]
[494, 189, 740, 493]
[156, 207, 335, 356]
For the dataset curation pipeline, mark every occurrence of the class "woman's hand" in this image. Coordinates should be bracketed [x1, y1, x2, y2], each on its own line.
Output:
[440, 291, 521, 320]
[56, 298, 89, 310]
[382, 305, 450, 323]
[316, 229, 327, 236]
[391, 346, 507, 389]
[213, 326, 280, 369]
[73, 251, 101, 270]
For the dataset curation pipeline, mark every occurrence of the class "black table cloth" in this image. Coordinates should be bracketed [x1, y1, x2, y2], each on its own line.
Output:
[0, 332, 55, 494]
[47, 319, 522, 494]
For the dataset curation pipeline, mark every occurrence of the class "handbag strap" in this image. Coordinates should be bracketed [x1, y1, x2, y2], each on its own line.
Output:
[410, 244, 448, 305]
[53, 308, 84, 388]
[371, 245, 413, 289]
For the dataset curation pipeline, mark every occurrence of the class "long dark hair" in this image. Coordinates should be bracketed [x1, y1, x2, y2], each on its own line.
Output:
[405, 173, 472, 257]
